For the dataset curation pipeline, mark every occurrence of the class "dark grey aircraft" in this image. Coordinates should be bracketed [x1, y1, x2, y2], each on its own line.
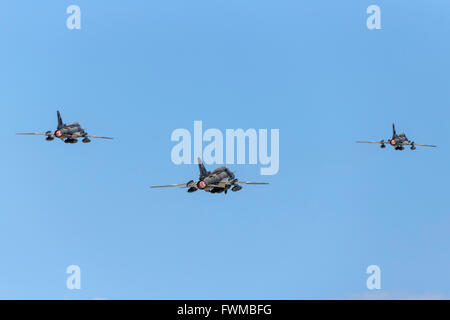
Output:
[356, 124, 436, 150]
[151, 158, 269, 194]
[17, 111, 113, 143]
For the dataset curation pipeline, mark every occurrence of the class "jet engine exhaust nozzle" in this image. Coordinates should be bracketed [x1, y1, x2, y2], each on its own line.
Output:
[197, 181, 207, 189]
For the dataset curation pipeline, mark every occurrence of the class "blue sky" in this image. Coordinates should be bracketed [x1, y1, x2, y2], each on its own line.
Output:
[0, 1, 449, 299]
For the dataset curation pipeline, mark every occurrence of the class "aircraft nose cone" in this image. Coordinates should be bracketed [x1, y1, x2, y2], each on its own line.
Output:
[197, 181, 207, 189]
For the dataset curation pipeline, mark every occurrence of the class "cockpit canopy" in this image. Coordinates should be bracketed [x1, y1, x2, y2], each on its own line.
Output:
[212, 166, 227, 174]
[67, 122, 81, 128]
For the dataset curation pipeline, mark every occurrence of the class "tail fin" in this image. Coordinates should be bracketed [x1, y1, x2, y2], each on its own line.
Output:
[197, 157, 208, 179]
[57, 111, 64, 129]
[392, 123, 396, 137]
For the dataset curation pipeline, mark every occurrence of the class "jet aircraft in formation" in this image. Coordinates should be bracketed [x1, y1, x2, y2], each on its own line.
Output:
[356, 124, 436, 150]
[151, 158, 269, 194]
[17, 111, 113, 143]
[16, 113, 439, 195]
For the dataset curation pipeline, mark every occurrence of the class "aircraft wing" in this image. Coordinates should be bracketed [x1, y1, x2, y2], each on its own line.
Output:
[411, 143, 437, 147]
[400, 141, 437, 147]
[150, 183, 187, 188]
[16, 132, 51, 136]
[356, 140, 385, 144]
[86, 135, 113, 140]
[235, 181, 269, 185]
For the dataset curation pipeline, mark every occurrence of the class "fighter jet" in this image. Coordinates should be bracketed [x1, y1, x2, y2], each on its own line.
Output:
[356, 124, 436, 150]
[151, 158, 269, 194]
[17, 111, 113, 143]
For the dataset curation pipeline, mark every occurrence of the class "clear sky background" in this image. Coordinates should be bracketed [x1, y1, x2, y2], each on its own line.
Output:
[0, 1, 449, 299]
